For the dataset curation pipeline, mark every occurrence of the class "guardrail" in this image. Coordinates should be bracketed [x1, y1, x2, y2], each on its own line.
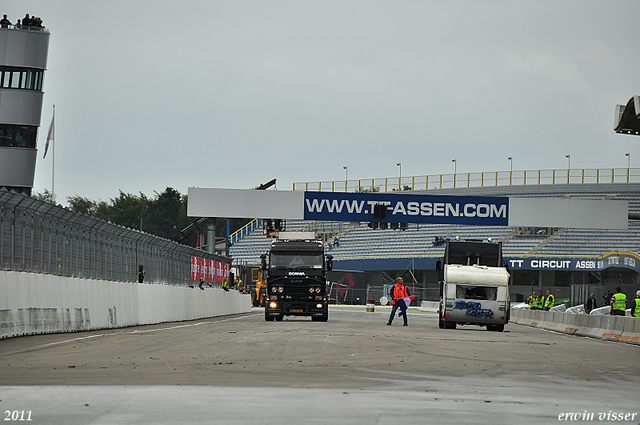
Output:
[0, 24, 49, 32]
[293, 167, 640, 192]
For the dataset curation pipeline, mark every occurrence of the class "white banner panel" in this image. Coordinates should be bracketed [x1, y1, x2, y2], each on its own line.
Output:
[508, 198, 628, 230]
[187, 188, 305, 219]
[188, 188, 628, 230]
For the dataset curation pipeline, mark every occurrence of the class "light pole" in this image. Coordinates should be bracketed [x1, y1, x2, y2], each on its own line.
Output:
[397, 162, 402, 190]
[452, 159, 456, 188]
[626, 153, 630, 182]
[565, 155, 571, 184]
[508, 157, 512, 185]
[343, 166, 348, 191]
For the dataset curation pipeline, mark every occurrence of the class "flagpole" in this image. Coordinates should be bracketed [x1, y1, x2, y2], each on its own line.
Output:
[51, 105, 55, 204]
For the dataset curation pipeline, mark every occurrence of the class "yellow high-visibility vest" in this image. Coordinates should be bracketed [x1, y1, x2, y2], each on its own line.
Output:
[612, 293, 627, 312]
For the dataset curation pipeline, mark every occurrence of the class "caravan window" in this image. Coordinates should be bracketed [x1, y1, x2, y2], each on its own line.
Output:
[456, 285, 497, 301]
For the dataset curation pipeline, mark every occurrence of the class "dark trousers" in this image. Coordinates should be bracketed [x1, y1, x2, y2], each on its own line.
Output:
[388, 302, 407, 325]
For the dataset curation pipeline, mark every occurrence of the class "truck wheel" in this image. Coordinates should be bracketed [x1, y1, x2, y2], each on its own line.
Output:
[265, 314, 275, 322]
[446, 321, 457, 329]
[275, 315, 283, 321]
[438, 313, 445, 329]
[312, 314, 328, 322]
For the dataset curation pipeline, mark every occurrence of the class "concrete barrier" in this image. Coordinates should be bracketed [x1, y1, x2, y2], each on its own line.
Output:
[419, 301, 438, 312]
[511, 307, 640, 346]
[0, 271, 251, 339]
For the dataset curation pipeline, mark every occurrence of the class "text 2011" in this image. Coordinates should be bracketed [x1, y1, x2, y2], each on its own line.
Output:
[4, 411, 32, 421]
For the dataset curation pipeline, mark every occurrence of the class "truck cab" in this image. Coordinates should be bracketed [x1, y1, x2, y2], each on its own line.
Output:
[263, 232, 331, 322]
[438, 239, 510, 331]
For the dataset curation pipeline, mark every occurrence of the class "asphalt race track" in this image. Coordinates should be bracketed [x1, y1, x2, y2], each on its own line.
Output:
[1, 306, 638, 424]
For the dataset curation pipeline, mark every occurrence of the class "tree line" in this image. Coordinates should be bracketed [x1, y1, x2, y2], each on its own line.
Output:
[33, 188, 251, 246]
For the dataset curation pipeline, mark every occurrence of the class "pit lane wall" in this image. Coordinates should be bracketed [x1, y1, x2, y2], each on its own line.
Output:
[511, 308, 640, 345]
[0, 271, 252, 339]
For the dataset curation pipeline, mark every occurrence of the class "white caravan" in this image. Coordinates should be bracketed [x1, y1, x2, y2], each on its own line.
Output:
[439, 263, 511, 332]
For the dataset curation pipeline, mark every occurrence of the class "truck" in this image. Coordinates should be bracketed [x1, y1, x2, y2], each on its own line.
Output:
[262, 232, 332, 322]
[437, 239, 510, 332]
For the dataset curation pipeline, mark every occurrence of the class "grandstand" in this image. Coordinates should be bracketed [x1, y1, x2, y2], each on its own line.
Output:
[229, 169, 640, 304]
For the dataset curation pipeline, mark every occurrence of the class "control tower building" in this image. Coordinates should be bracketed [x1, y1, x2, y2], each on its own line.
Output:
[0, 23, 50, 195]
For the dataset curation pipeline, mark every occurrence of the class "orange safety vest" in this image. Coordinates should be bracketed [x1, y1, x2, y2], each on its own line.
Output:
[392, 284, 409, 303]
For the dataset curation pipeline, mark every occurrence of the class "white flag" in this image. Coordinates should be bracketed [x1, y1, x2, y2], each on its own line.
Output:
[43, 110, 54, 159]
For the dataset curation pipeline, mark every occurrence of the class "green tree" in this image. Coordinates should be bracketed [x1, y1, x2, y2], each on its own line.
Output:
[146, 187, 183, 239]
[67, 195, 97, 215]
[32, 189, 55, 204]
[110, 191, 149, 230]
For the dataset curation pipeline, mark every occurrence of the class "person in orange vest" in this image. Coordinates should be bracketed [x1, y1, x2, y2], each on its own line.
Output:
[387, 277, 411, 326]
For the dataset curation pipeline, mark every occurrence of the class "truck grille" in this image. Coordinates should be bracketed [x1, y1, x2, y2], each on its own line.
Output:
[286, 286, 309, 297]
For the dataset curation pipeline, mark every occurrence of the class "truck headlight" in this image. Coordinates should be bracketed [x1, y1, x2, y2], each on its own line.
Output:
[309, 287, 315, 293]
[269, 302, 277, 309]
[278, 287, 283, 293]
[315, 287, 321, 293]
[316, 303, 324, 309]
[271, 287, 277, 293]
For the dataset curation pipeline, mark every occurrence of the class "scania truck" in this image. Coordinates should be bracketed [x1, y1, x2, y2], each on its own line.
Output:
[438, 239, 510, 331]
[262, 232, 331, 322]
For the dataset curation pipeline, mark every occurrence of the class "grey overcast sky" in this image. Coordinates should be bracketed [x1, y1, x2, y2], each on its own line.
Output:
[6, 1, 640, 203]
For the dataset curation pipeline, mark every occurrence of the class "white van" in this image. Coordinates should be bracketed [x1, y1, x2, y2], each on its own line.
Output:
[438, 264, 510, 332]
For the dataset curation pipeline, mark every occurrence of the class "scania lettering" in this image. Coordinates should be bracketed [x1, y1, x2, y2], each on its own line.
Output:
[438, 239, 511, 332]
[263, 232, 330, 322]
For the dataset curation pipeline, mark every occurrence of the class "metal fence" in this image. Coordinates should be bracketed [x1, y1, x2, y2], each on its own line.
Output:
[293, 167, 640, 193]
[0, 189, 227, 285]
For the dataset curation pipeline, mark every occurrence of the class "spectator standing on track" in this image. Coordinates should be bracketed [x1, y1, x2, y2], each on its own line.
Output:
[633, 291, 640, 318]
[536, 290, 544, 310]
[585, 293, 597, 313]
[610, 287, 627, 316]
[387, 277, 410, 326]
[138, 264, 145, 283]
[543, 290, 554, 311]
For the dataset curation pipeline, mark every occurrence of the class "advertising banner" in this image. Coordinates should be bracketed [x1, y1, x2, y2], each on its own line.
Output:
[207, 260, 216, 282]
[507, 253, 639, 273]
[216, 261, 223, 283]
[191, 256, 198, 281]
[223, 263, 230, 283]
[303, 191, 509, 226]
[188, 187, 627, 229]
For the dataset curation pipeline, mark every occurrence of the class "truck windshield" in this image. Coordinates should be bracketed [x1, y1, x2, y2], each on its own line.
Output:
[270, 253, 323, 269]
